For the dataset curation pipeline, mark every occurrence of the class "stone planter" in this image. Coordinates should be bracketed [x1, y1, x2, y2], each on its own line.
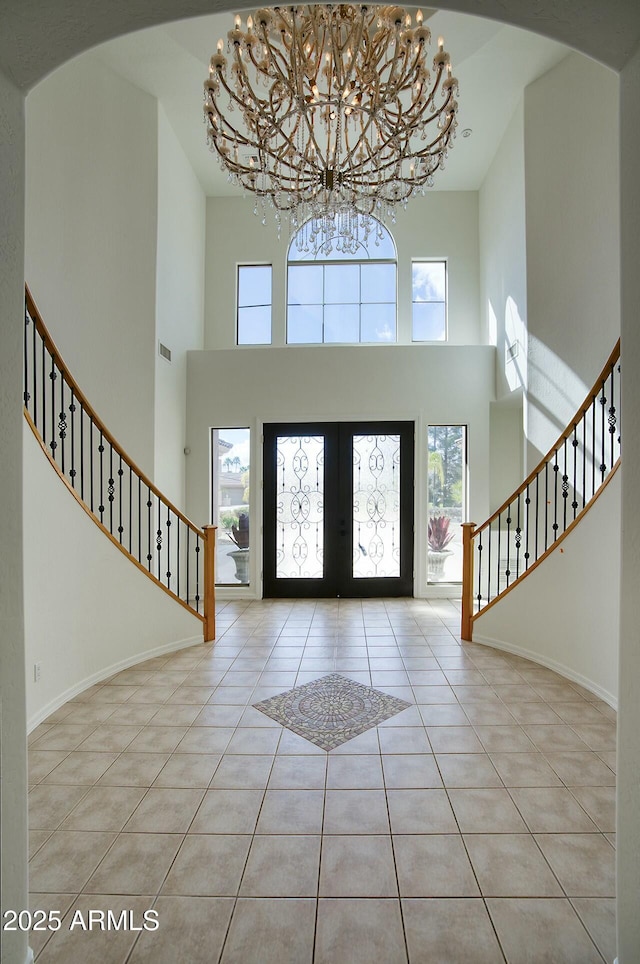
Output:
[428, 548, 453, 579]
[228, 548, 250, 583]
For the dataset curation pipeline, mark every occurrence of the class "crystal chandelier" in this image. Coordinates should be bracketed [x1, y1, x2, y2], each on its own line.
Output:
[203, 4, 459, 253]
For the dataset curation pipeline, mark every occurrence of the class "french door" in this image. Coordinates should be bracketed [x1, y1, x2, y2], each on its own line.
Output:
[263, 421, 414, 597]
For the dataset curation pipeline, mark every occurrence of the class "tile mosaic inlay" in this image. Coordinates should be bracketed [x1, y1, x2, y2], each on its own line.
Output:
[253, 673, 412, 751]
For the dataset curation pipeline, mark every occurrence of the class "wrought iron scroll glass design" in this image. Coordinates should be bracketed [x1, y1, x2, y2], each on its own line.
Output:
[276, 435, 325, 579]
[472, 352, 621, 615]
[353, 434, 401, 578]
[23, 296, 205, 617]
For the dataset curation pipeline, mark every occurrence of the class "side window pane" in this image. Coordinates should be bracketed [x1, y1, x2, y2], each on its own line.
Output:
[325, 264, 359, 304]
[412, 261, 447, 341]
[288, 264, 323, 305]
[361, 263, 395, 303]
[428, 425, 466, 585]
[238, 305, 271, 345]
[413, 302, 446, 342]
[324, 304, 360, 343]
[237, 265, 272, 345]
[288, 305, 323, 343]
[211, 427, 251, 587]
[361, 303, 396, 342]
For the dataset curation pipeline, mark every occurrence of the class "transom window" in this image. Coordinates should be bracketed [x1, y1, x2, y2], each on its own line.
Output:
[237, 264, 272, 345]
[412, 260, 447, 342]
[287, 221, 397, 344]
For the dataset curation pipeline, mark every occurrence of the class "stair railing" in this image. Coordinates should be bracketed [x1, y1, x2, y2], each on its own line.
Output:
[461, 340, 621, 640]
[23, 286, 216, 641]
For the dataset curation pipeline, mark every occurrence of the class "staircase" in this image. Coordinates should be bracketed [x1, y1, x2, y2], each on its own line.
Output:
[23, 286, 216, 641]
[461, 341, 621, 640]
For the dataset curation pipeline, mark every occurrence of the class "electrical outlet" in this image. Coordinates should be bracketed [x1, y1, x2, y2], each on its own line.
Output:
[34, 662, 41, 683]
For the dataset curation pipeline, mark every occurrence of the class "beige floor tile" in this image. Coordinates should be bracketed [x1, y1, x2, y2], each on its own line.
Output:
[473, 725, 536, 753]
[489, 752, 563, 787]
[523, 724, 590, 752]
[534, 833, 616, 896]
[124, 787, 205, 832]
[315, 898, 407, 964]
[323, 789, 390, 834]
[225, 727, 282, 754]
[448, 788, 528, 832]
[509, 786, 598, 832]
[378, 727, 430, 754]
[569, 721, 617, 751]
[41, 751, 121, 786]
[193, 704, 246, 726]
[29, 830, 116, 893]
[269, 755, 327, 790]
[58, 703, 116, 724]
[436, 753, 503, 788]
[28, 784, 90, 829]
[129, 896, 234, 964]
[464, 833, 563, 896]
[320, 835, 397, 897]
[153, 753, 221, 788]
[190, 788, 264, 833]
[104, 703, 164, 725]
[426, 726, 485, 753]
[97, 752, 170, 787]
[148, 704, 202, 726]
[127, 725, 189, 753]
[402, 898, 505, 963]
[221, 898, 315, 964]
[412, 685, 457, 704]
[176, 727, 237, 753]
[501, 701, 562, 724]
[330, 728, 380, 753]
[167, 685, 216, 704]
[549, 701, 611, 724]
[85, 832, 182, 895]
[418, 704, 470, 725]
[460, 702, 517, 725]
[207, 755, 274, 789]
[60, 786, 146, 831]
[545, 751, 616, 786]
[387, 789, 457, 834]
[382, 753, 443, 789]
[257, 789, 325, 834]
[326, 754, 384, 789]
[28, 749, 70, 784]
[571, 897, 617, 964]
[76, 723, 142, 751]
[89, 684, 139, 704]
[31, 724, 98, 751]
[569, 785, 616, 832]
[162, 833, 251, 895]
[274, 731, 327, 755]
[27, 893, 75, 958]
[35, 896, 154, 964]
[487, 898, 603, 963]
[240, 834, 321, 896]
[393, 834, 479, 897]
[29, 829, 52, 859]
[451, 685, 501, 703]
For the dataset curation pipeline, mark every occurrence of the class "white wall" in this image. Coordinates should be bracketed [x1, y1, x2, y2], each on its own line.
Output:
[0, 66, 29, 964]
[154, 106, 206, 507]
[524, 53, 620, 469]
[25, 54, 158, 477]
[489, 394, 524, 512]
[186, 343, 494, 595]
[204, 192, 482, 349]
[23, 424, 203, 729]
[618, 39, 640, 964]
[474, 467, 620, 705]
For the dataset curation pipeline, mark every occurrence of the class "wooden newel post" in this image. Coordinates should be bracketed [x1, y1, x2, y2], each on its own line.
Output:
[461, 522, 476, 642]
[203, 525, 217, 643]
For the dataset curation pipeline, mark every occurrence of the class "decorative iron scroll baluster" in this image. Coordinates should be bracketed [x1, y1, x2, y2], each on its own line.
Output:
[23, 287, 212, 634]
[461, 339, 620, 638]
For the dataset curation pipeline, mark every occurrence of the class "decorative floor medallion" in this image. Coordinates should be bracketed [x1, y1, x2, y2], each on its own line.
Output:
[253, 673, 412, 751]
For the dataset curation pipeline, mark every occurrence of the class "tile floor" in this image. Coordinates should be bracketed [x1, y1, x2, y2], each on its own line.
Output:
[27, 598, 617, 963]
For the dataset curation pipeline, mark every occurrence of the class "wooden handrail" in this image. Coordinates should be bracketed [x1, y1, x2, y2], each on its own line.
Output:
[478, 339, 620, 535]
[25, 285, 201, 537]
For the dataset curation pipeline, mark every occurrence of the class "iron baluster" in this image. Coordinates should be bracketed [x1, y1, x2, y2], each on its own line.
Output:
[98, 431, 105, 524]
[562, 438, 568, 533]
[535, 473, 539, 562]
[23, 307, 30, 410]
[476, 528, 483, 613]
[49, 354, 57, 460]
[497, 513, 501, 600]
[505, 505, 511, 588]
[32, 308, 38, 429]
[156, 493, 162, 581]
[80, 401, 84, 500]
[58, 371, 66, 476]
[186, 526, 190, 607]
[553, 453, 559, 542]
[138, 477, 142, 563]
[609, 363, 616, 468]
[582, 410, 587, 509]
[69, 389, 76, 489]
[166, 505, 171, 589]
[41, 336, 46, 445]
[177, 519, 180, 600]
[544, 463, 548, 552]
[486, 523, 492, 604]
[90, 421, 94, 512]
[129, 465, 133, 555]
[515, 493, 521, 579]
[118, 454, 123, 544]
[146, 487, 153, 572]
[572, 425, 578, 521]
[524, 483, 530, 570]
[591, 395, 596, 497]
[195, 533, 201, 613]
[600, 379, 606, 480]
[108, 445, 115, 535]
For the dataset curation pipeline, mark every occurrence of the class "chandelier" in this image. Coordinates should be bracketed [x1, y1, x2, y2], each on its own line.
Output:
[203, 5, 459, 253]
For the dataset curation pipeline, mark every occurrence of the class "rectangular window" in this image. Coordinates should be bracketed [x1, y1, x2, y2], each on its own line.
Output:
[211, 427, 251, 586]
[287, 262, 396, 344]
[427, 425, 466, 584]
[412, 261, 447, 342]
[237, 265, 272, 345]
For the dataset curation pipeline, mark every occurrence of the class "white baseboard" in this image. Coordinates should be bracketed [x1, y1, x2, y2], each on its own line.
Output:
[471, 632, 617, 710]
[27, 634, 203, 733]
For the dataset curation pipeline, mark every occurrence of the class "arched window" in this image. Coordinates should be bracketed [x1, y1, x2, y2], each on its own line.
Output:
[286, 219, 397, 344]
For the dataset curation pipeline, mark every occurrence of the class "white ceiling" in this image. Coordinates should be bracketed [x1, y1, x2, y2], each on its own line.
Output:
[95, 7, 568, 196]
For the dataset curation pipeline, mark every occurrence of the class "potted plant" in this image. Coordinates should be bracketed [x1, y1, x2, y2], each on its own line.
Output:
[428, 514, 455, 577]
[227, 512, 250, 582]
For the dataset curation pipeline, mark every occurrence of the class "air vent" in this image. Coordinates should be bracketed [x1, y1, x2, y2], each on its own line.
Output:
[506, 341, 519, 361]
[158, 342, 172, 363]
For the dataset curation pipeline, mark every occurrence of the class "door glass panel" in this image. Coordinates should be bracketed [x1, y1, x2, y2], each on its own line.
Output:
[428, 425, 466, 584]
[276, 435, 325, 578]
[211, 427, 251, 586]
[352, 434, 401, 578]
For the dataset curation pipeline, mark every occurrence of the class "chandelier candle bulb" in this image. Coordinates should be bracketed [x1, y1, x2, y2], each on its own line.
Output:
[203, 3, 459, 254]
